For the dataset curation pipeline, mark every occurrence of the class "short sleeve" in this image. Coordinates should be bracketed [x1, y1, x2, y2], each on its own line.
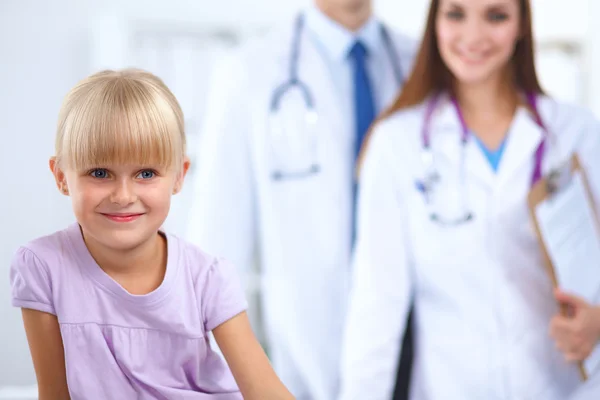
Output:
[10, 247, 55, 315]
[200, 257, 248, 332]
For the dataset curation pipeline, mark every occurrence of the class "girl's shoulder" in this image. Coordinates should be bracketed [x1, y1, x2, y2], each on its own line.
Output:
[11, 223, 81, 275]
[10, 224, 81, 315]
[172, 234, 248, 332]
[172, 234, 225, 279]
[170, 234, 246, 296]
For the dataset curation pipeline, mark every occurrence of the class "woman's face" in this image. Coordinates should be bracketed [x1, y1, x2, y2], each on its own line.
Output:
[436, 0, 522, 87]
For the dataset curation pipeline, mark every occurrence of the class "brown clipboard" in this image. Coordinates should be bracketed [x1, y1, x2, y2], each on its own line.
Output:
[527, 153, 600, 381]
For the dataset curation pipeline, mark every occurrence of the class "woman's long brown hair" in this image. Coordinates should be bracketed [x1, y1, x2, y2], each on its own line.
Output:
[357, 0, 544, 172]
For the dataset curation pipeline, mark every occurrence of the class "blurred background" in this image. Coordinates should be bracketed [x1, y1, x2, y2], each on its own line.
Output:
[0, 0, 598, 397]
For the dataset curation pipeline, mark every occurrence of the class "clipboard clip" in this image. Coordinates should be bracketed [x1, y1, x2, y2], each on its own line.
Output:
[545, 158, 574, 196]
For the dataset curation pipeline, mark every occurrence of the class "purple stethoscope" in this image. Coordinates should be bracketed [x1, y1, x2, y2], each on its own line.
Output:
[417, 92, 548, 225]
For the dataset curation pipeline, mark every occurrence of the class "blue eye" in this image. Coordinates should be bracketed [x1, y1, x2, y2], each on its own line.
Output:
[138, 170, 155, 179]
[90, 169, 108, 179]
[489, 12, 508, 22]
[446, 10, 463, 20]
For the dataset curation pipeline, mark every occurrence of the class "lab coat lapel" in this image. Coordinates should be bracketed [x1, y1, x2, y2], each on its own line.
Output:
[496, 107, 545, 190]
[428, 98, 495, 188]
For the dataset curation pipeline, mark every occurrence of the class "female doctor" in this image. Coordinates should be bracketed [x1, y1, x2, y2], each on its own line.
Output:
[338, 0, 600, 399]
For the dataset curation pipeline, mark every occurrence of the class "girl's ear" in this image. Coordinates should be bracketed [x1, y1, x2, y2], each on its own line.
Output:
[49, 157, 69, 196]
[173, 156, 191, 195]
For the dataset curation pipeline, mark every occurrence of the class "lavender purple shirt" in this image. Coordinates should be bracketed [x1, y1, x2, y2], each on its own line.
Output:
[10, 223, 247, 399]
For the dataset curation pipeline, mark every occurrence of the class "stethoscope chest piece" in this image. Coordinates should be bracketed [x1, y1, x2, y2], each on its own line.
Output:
[416, 143, 474, 225]
[267, 12, 403, 182]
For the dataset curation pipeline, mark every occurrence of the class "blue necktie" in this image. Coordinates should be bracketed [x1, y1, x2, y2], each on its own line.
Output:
[349, 40, 376, 246]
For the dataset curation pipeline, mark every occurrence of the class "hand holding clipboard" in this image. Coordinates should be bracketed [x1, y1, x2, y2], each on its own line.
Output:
[549, 288, 600, 367]
[528, 154, 600, 380]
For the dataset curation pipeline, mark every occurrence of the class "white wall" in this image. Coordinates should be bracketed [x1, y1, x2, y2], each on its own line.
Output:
[1, 0, 90, 387]
[0, 0, 595, 389]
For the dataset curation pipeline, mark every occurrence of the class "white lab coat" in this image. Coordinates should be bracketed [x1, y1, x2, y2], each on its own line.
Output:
[339, 93, 600, 400]
[569, 370, 600, 399]
[186, 16, 416, 400]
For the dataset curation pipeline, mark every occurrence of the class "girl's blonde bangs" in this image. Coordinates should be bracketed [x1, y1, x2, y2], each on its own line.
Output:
[56, 70, 185, 171]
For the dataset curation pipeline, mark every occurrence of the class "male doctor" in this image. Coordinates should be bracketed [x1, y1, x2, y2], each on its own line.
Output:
[187, 0, 416, 398]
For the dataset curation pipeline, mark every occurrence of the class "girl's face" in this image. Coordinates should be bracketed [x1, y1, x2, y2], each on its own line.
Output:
[436, 0, 522, 87]
[51, 159, 189, 253]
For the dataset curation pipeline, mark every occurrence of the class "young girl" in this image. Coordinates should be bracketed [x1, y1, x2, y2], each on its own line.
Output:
[338, 0, 600, 399]
[10, 69, 294, 400]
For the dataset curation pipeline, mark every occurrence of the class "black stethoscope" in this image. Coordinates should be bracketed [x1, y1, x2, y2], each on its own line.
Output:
[268, 13, 406, 181]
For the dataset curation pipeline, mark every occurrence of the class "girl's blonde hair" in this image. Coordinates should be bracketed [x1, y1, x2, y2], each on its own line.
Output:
[55, 68, 186, 171]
